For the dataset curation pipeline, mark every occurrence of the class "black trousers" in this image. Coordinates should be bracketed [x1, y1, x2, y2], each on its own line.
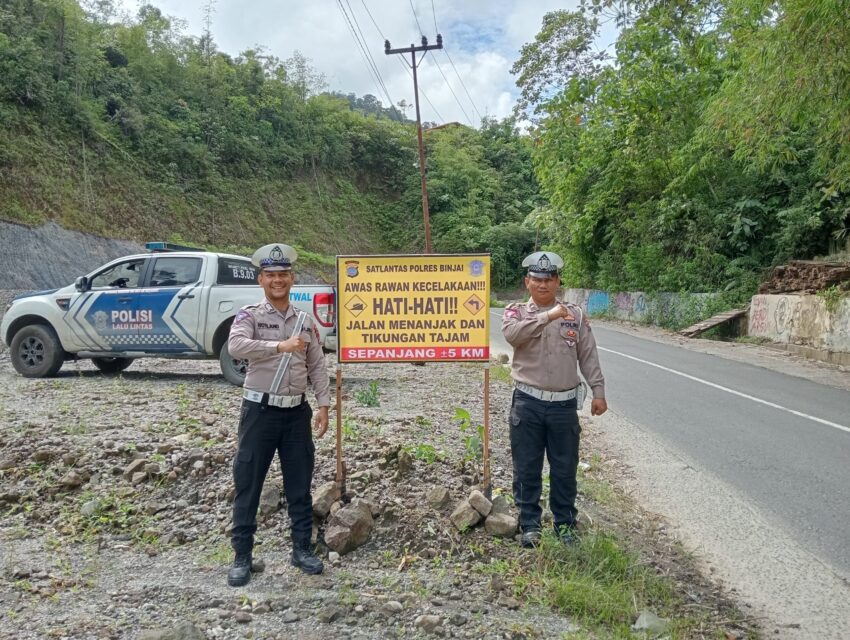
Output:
[231, 399, 314, 554]
[509, 389, 581, 532]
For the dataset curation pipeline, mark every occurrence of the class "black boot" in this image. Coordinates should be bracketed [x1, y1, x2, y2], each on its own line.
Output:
[520, 528, 542, 548]
[227, 551, 252, 587]
[291, 539, 324, 575]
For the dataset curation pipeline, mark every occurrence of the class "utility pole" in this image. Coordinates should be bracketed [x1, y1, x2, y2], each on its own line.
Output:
[386, 34, 442, 254]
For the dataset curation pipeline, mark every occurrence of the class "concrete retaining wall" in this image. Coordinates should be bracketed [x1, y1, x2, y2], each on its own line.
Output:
[749, 294, 850, 354]
[564, 288, 718, 326]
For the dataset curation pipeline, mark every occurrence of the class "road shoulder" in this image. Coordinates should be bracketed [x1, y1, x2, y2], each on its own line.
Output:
[585, 406, 850, 640]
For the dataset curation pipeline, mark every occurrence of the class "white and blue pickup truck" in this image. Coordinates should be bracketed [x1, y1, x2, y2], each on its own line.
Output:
[0, 244, 336, 385]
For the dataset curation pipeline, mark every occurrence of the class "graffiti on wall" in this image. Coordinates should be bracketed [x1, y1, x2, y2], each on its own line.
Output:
[587, 291, 610, 316]
[750, 296, 769, 334]
[749, 294, 849, 352]
[564, 288, 849, 354]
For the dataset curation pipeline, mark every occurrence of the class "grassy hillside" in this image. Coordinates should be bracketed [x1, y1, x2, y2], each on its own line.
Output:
[0, 0, 540, 288]
[0, 114, 405, 260]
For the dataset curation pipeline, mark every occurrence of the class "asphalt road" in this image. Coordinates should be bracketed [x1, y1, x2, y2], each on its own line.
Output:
[490, 309, 850, 577]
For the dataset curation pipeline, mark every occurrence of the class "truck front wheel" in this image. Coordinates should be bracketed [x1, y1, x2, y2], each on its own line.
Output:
[10, 325, 64, 378]
[219, 342, 247, 386]
[92, 357, 134, 374]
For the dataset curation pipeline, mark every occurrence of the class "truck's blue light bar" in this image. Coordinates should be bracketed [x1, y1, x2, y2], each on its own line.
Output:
[145, 242, 204, 253]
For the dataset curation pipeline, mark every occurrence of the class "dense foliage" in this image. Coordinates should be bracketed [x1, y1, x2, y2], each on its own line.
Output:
[516, 0, 850, 297]
[0, 0, 540, 286]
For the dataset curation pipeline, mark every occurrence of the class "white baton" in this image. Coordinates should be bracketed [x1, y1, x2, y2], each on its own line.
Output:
[268, 311, 306, 393]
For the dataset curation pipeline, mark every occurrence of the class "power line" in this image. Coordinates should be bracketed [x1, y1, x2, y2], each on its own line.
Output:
[360, 0, 444, 122]
[336, 1, 385, 100]
[336, 0, 394, 108]
[408, 0, 425, 36]
[343, 0, 396, 106]
[442, 47, 483, 123]
[408, 2, 469, 125]
[425, 52, 473, 126]
[427, 0, 484, 124]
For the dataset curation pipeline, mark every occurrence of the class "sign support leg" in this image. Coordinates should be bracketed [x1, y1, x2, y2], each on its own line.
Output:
[335, 365, 346, 501]
[483, 363, 491, 499]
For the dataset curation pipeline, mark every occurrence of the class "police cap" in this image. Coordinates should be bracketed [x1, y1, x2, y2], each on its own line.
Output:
[522, 251, 564, 278]
[251, 243, 297, 272]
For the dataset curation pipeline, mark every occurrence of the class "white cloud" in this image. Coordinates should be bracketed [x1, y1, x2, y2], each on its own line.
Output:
[115, 0, 588, 126]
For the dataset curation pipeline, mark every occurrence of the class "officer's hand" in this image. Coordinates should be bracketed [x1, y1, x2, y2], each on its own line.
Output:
[547, 304, 570, 321]
[277, 336, 306, 353]
[313, 406, 329, 438]
[591, 398, 608, 416]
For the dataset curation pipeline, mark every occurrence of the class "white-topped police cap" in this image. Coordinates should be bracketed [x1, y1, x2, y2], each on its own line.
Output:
[522, 251, 564, 278]
[251, 243, 297, 271]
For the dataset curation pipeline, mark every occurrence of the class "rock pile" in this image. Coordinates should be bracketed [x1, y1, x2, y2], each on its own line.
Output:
[758, 260, 850, 294]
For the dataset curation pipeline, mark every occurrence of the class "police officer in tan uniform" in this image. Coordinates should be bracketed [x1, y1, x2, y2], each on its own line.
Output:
[502, 251, 607, 547]
[226, 243, 330, 586]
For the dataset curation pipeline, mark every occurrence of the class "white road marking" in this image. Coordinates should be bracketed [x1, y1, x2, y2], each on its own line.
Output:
[598, 346, 850, 435]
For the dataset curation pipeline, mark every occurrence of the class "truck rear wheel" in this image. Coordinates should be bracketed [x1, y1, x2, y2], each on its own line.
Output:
[92, 357, 134, 374]
[10, 324, 64, 378]
[219, 342, 247, 386]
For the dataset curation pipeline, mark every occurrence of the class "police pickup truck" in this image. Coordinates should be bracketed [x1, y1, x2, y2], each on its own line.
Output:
[1, 243, 336, 385]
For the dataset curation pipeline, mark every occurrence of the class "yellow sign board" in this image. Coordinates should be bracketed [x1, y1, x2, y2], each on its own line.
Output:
[337, 254, 490, 362]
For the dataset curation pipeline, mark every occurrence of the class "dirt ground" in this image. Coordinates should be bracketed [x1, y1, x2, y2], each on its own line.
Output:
[0, 347, 758, 639]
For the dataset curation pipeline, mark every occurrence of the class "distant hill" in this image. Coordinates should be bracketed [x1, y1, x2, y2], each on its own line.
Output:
[0, 1, 541, 290]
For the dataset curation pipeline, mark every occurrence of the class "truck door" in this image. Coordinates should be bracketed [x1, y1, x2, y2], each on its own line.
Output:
[66, 257, 149, 351]
[134, 255, 205, 352]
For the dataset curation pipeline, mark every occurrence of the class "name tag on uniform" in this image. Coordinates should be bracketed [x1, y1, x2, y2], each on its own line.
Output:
[258, 322, 280, 329]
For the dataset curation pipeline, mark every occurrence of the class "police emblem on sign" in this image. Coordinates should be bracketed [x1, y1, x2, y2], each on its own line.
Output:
[93, 310, 108, 332]
[468, 260, 484, 277]
[345, 260, 359, 278]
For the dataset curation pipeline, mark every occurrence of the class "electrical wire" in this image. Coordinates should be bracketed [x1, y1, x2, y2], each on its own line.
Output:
[442, 47, 483, 123]
[336, 0, 395, 108]
[343, 0, 396, 107]
[427, 0, 484, 124]
[425, 52, 473, 126]
[408, 0, 425, 37]
[359, 0, 445, 122]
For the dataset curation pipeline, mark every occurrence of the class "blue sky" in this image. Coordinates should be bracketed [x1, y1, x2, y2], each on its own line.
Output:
[113, 0, 617, 126]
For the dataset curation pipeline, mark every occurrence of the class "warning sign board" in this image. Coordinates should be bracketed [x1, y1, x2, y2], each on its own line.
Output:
[337, 254, 490, 362]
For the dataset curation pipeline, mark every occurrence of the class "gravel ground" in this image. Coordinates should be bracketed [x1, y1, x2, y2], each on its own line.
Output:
[0, 351, 755, 640]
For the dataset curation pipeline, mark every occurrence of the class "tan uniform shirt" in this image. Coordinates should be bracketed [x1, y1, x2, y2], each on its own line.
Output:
[228, 299, 331, 406]
[502, 299, 605, 399]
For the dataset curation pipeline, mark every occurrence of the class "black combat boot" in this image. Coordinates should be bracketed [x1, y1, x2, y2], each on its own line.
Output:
[291, 539, 324, 575]
[227, 551, 252, 587]
[520, 529, 542, 548]
[555, 524, 578, 545]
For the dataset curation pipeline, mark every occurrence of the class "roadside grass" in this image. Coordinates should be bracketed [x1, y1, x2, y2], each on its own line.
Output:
[479, 452, 754, 639]
[55, 489, 159, 546]
[198, 536, 233, 567]
[485, 531, 716, 638]
[490, 363, 513, 385]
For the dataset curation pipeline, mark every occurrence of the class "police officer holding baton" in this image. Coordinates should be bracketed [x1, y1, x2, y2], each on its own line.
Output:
[226, 243, 330, 586]
[502, 252, 607, 547]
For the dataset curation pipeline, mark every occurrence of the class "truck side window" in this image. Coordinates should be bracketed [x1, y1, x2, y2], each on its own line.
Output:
[149, 257, 202, 287]
[217, 258, 257, 285]
[90, 259, 146, 289]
